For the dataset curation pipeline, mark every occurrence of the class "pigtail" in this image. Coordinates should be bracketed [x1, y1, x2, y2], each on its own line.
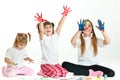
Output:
[26, 32, 31, 42]
[36, 23, 40, 33]
[51, 22, 54, 34]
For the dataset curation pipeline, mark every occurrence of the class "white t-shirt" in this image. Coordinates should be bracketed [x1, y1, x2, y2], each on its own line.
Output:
[40, 33, 59, 65]
[75, 36, 105, 66]
[5, 47, 28, 67]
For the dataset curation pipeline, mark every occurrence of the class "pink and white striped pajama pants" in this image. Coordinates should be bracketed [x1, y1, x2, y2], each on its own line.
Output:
[37, 64, 68, 78]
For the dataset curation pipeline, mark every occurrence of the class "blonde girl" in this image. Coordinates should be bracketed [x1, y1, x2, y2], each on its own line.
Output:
[2, 33, 34, 77]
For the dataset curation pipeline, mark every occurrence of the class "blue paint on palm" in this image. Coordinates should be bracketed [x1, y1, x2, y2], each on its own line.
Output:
[98, 19, 104, 31]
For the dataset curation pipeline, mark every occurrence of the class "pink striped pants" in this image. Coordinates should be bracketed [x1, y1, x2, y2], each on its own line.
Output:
[37, 64, 68, 78]
[2, 66, 34, 77]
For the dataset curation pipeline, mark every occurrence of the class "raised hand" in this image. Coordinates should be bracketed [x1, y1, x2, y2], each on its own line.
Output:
[96, 19, 105, 32]
[61, 5, 71, 16]
[34, 13, 47, 22]
[77, 19, 85, 31]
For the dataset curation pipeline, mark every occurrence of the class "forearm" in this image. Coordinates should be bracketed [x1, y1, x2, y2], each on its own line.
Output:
[71, 30, 82, 45]
[5, 57, 16, 65]
[39, 22, 44, 40]
[24, 57, 34, 63]
[101, 31, 110, 45]
[56, 15, 66, 35]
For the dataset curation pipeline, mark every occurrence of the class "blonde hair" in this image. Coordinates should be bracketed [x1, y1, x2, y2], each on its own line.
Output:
[14, 33, 31, 48]
[80, 19, 98, 56]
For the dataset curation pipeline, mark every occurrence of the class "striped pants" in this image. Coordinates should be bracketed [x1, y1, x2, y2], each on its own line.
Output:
[38, 64, 68, 78]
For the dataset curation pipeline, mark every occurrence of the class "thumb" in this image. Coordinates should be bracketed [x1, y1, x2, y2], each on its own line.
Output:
[95, 26, 99, 29]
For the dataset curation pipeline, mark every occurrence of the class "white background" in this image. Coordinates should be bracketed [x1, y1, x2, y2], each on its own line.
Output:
[0, 0, 120, 78]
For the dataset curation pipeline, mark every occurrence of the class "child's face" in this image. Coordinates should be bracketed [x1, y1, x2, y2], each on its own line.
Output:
[83, 21, 93, 36]
[17, 44, 26, 50]
[44, 24, 53, 36]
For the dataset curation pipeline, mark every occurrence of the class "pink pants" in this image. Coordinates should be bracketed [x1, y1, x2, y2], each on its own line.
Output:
[2, 66, 34, 77]
[37, 64, 68, 78]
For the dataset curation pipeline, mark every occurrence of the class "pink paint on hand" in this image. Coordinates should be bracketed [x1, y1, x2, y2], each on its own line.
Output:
[89, 69, 103, 76]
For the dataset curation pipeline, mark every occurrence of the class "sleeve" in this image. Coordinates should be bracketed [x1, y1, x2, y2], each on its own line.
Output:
[5, 48, 12, 59]
[54, 32, 59, 39]
[97, 38, 106, 47]
[22, 49, 29, 59]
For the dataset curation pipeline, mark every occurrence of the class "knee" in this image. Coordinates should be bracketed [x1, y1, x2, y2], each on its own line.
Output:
[62, 61, 68, 68]
[107, 70, 115, 77]
[50, 69, 61, 77]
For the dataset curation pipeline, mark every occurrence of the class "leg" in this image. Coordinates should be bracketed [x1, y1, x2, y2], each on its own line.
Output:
[4, 66, 19, 77]
[18, 66, 34, 76]
[90, 65, 115, 77]
[62, 61, 90, 76]
[41, 64, 61, 78]
[2, 66, 8, 77]
[55, 64, 68, 77]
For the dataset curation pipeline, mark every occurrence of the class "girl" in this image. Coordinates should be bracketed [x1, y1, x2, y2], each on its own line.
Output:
[2, 33, 34, 77]
[34, 6, 71, 78]
[62, 19, 115, 77]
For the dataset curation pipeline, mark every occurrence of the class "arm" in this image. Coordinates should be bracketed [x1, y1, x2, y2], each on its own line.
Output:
[5, 57, 16, 66]
[101, 31, 110, 45]
[96, 19, 110, 45]
[34, 13, 47, 40]
[24, 57, 34, 63]
[56, 5, 71, 35]
[71, 30, 82, 46]
[71, 19, 84, 45]
[56, 15, 66, 35]
[37, 22, 44, 40]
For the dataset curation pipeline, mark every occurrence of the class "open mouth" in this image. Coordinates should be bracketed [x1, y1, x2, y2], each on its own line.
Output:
[47, 31, 51, 33]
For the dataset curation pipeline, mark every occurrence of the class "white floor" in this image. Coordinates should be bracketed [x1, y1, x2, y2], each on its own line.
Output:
[0, 53, 120, 80]
[0, 63, 119, 80]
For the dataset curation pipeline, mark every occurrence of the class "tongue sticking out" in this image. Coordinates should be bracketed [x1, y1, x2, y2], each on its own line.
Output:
[84, 27, 89, 30]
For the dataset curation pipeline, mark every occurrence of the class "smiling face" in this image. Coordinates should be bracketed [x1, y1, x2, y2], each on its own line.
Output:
[43, 21, 54, 36]
[83, 20, 93, 37]
[44, 24, 53, 36]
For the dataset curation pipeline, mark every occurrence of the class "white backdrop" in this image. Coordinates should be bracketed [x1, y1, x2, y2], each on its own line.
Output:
[0, 0, 120, 77]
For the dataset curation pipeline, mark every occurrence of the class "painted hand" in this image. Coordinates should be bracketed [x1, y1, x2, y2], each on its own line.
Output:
[34, 13, 47, 22]
[77, 19, 85, 31]
[96, 19, 105, 32]
[61, 5, 71, 16]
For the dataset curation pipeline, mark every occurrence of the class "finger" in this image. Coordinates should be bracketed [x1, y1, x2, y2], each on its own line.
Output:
[67, 7, 70, 11]
[34, 16, 37, 18]
[34, 19, 37, 21]
[95, 26, 99, 29]
[36, 13, 40, 17]
[65, 5, 67, 9]
[41, 13, 42, 17]
[80, 19, 82, 23]
[63, 6, 65, 10]
[77, 21, 79, 25]
[69, 9, 72, 12]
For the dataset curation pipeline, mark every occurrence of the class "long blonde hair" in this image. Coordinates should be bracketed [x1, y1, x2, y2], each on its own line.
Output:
[80, 19, 98, 56]
[14, 33, 31, 48]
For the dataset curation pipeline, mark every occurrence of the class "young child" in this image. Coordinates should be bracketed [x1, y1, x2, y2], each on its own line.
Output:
[62, 19, 115, 77]
[2, 33, 34, 77]
[34, 5, 71, 78]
